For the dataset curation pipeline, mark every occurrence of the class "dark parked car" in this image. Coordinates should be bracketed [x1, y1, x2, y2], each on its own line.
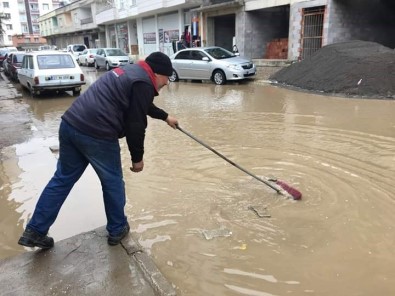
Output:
[4, 52, 26, 81]
[0, 47, 18, 67]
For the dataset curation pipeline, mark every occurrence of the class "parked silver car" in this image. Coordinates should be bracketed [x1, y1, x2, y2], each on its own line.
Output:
[94, 48, 132, 70]
[169, 46, 256, 85]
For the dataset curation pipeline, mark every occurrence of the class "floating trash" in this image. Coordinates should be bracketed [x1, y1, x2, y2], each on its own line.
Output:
[248, 205, 271, 218]
[202, 228, 232, 240]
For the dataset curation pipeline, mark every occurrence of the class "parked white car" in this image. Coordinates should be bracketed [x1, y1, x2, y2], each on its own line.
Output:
[77, 48, 98, 67]
[66, 44, 87, 59]
[18, 51, 86, 96]
[94, 48, 133, 70]
[169, 46, 256, 85]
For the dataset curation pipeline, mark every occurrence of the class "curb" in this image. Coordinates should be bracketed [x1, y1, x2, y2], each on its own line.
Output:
[122, 235, 177, 296]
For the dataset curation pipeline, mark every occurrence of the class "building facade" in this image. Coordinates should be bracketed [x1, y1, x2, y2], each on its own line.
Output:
[0, 0, 62, 49]
[37, 0, 395, 60]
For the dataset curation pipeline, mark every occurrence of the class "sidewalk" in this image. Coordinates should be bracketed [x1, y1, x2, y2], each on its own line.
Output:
[0, 227, 176, 296]
[0, 72, 176, 296]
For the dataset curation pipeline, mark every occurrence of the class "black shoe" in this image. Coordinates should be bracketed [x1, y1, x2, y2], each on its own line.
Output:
[108, 222, 130, 246]
[18, 228, 54, 249]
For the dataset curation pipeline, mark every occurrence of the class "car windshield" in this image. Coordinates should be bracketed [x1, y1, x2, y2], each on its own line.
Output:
[73, 45, 86, 52]
[37, 54, 76, 69]
[106, 49, 126, 56]
[204, 47, 235, 59]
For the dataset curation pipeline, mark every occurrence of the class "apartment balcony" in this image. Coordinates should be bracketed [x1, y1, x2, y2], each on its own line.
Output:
[202, 0, 240, 5]
[81, 17, 93, 25]
[96, 7, 116, 25]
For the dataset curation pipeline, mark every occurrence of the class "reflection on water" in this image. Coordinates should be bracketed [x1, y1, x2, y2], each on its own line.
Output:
[1, 77, 395, 295]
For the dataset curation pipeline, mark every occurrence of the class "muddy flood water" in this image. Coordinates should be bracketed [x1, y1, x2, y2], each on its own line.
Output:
[1, 75, 395, 295]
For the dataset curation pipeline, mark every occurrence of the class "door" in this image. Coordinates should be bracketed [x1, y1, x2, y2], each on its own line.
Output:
[300, 6, 325, 60]
[188, 50, 211, 79]
[173, 50, 193, 78]
[95, 49, 105, 67]
[18, 55, 33, 88]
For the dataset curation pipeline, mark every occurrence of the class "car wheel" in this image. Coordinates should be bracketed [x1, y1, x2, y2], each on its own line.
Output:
[213, 70, 226, 85]
[95, 61, 100, 69]
[106, 62, 111, 71]
[169, 70, 179, 82]
[28, 84, 37, 97]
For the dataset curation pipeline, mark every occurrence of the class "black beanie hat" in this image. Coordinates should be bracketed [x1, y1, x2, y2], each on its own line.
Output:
[145, 52, 173, 76]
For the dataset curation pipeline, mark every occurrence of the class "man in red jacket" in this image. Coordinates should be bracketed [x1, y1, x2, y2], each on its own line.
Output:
[18, 52, 178, 248]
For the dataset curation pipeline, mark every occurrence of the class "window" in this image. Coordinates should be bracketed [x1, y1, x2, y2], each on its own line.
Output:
[6, 24, 13, 30]
[3, 2, 9, 8]
[37, 54, 75, 69]
[25, 37, 30, 43]
[43, 3, 49, 10]
[22, 56, 34, 70]
[191, 51, 206, 60]
[4, 13, 11, 19]
[8, 35, 12, 41]
[175, 51, 191, 60]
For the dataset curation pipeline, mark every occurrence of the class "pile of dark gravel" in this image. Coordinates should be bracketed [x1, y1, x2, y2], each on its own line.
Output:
[270, 40, 395, 99]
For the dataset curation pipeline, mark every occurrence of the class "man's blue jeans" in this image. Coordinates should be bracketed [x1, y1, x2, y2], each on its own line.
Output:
[27, 119, 127, 237]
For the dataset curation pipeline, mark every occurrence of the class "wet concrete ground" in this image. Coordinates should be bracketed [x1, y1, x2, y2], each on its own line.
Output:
[0, 226, 175, 296]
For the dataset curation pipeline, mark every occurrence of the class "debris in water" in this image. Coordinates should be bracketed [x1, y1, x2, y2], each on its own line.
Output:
[202, 228, 232, 240]
[248, 205, 271, 218]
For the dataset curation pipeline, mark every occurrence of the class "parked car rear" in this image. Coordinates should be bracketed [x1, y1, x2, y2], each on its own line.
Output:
[18, 51, 86, 96]
[94, 48, 132, 70]
[0, 47, 18, 67]
[67, 44, 87, 60]
[78, 48, 98, 67]
[4, 52, 26, 81]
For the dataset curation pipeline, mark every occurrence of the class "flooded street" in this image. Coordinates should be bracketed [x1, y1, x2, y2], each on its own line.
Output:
[1, 68, 395, 295]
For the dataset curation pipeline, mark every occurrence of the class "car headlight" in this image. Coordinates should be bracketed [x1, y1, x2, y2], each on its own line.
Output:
[228, 64, 243, 71]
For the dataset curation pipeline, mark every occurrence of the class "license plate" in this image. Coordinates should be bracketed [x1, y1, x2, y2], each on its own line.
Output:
[51, 75, 69, 80]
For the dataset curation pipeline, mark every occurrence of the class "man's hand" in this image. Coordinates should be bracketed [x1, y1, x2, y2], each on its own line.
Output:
[130, 160, 144, 173]
[165, 115, 178, 129]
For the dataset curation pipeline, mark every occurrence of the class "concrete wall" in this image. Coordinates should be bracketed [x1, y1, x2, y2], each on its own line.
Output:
[243, 6, 289, 59]
[288, 0, 328, 60]
[328, 0, 395, 48]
